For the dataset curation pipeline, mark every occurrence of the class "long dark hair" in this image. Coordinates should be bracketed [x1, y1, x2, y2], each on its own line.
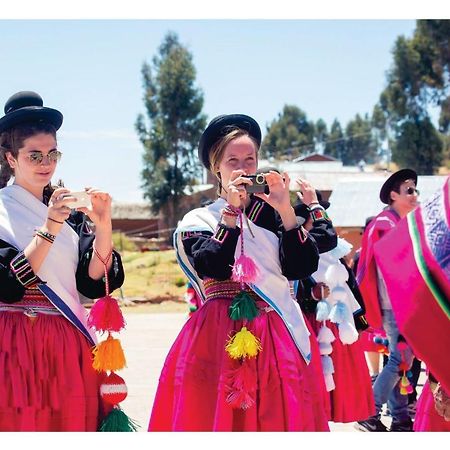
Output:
[0, 122, 57, 189]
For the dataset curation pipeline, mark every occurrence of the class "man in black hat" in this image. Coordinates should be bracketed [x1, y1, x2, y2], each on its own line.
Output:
[355, 169, 419, 432]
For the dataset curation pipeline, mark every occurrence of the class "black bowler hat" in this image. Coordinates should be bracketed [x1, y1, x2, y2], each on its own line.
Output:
[379, 168, 418, 204]
[198, 114, 262, 171]
[0, 91, 63, 134]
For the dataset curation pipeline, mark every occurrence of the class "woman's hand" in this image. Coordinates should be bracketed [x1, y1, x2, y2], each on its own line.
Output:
[312, 282, 330, 301]
[226, 170, 251, 208]
[295, 177, 318, 206]
[46, 188, 73, 234]
[77, 188, 112, 231]
[255, 171, 292, 214]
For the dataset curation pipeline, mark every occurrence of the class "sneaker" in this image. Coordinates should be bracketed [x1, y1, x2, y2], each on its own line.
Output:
[354, 417, 388, 432]
[390, 417, 413, 432]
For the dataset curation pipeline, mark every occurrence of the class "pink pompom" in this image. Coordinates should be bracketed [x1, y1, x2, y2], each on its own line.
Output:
[397, 341, 409, 352]
[88, 295, 126, 333]
[225, 360, 257, 410]
[231, 254, 259, 284]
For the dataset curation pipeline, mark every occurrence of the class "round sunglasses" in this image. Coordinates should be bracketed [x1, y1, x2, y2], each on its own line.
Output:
[25, 150, 62, 165]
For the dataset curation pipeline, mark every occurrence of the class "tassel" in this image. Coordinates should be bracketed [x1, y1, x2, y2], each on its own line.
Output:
[229, 291, 259, 321]
[329, 301, 348, 324]
[225, 327, 262, 359]
[317, 324, 335, 344]
[99, 406, 139, 432]
[321, 355, 335, 374]
[327, 286, 347, 305]
[88, 295, 126, 333]
[231, 254, 259, 284]
[338, 321, 359, 345]
[324, 373, 335, 392]
[316, 300, 330, 321]
[319, 342, 333, 355]
[225, 360, 256, 410]
[92, 335, 126, 372]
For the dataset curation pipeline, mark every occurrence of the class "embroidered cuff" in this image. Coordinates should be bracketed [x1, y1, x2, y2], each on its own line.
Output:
[309, 205, 331, 222]
[212, 224, 231, 244]
[10, 252, 40, 288]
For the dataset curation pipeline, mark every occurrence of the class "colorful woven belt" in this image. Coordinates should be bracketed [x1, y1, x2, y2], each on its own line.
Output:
[0, 287, 61, 316]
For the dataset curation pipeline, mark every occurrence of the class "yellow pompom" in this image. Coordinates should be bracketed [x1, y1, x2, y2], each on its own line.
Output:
[400, 376, 410, 387]
[92, 335, 126, 372]
[400, 387, 408, 395]
[225, 326, 262, 359]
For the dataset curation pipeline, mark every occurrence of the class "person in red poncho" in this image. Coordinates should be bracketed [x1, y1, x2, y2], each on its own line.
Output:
[355, 169, 419, 432]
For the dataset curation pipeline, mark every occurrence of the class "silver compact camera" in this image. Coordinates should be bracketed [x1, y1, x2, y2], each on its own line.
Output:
[244, 173, 269, 194]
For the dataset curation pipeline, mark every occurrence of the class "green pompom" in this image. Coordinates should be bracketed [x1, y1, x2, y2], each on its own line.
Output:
[229, 291, 259, 321]
[99, 407, 139, 432]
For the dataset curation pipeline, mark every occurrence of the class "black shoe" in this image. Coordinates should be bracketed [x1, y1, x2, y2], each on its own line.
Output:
[390, 417, 413, 432]
[354, 417, 388, 432]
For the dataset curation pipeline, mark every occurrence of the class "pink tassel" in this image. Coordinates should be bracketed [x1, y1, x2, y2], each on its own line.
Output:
[225, 360, 256, 410]
[231, 254, 259, 284]
[88, 295, 126, 333]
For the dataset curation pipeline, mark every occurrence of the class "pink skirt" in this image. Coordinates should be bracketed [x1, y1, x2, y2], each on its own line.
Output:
[149, 297, 330, 431]
[0, 309, 103, 431]
[305, 312, 375, 423]
[414, 382, 450, 432]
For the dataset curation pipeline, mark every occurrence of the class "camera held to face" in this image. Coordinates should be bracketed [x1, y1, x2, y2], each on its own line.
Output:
[243, 173, 269, 194]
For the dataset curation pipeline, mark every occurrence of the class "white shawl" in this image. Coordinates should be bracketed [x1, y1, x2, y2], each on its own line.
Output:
[0, 185, 96, 344]
[174, 197, 312, 363]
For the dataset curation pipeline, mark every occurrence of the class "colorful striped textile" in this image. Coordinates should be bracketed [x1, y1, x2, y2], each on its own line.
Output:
[374, 176, 450, 393]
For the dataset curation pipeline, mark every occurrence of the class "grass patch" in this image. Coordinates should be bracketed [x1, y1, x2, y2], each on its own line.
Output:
[119, 249, 187, 300]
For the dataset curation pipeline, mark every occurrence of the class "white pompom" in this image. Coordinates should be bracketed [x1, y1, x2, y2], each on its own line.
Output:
[338, 321, 359, 345]
[319, 342, 333, 355]
[328, 286, 348, 304]
[324, 373, 335, 392]
[321, 354, 335, 374]
[317, 324, 336, 344]
[325, 262, 349, 285]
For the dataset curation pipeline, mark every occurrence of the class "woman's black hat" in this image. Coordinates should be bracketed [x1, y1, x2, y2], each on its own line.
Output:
[198, 114, 261, 171]
[379, 168, 418, 204]
[0, 91, 63, 134]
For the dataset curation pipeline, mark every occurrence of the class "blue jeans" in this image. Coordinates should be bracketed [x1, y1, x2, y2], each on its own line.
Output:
[372, 309, 414, 422]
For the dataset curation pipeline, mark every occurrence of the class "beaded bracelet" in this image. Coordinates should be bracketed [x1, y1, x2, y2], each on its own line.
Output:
[221, 204, 241, 218]
[35, 230, 56, 244]
[10, 252, 39, 287]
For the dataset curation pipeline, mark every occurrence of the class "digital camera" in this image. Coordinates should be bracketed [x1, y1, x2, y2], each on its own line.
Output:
[62, 191, 92, 209]
[244, 173, 269, 194]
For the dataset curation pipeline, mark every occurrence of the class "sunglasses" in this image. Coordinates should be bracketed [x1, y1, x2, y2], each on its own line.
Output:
[25, 150, 62, 165]
[405, 187, 420, 195]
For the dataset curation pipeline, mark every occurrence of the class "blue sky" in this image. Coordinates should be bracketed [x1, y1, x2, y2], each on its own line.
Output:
[0, 19, 420, 201]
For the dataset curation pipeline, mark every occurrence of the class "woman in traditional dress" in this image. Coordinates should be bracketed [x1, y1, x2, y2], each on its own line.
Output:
[0, 91, 124, 431]
[148, 114, 329, 431]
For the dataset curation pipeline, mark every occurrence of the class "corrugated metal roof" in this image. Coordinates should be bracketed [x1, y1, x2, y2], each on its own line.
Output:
[327, 175, 447, 227]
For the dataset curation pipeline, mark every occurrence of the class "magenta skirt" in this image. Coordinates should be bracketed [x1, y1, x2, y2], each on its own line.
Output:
[305, 312, 375, 423]
[414, 382, 450, 432]
[149, 295, 330, 431]
[0, 307, 103, 431]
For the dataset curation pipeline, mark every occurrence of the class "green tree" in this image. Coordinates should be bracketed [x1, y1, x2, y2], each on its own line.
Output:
[324, 119, 346, 160]
[314, 119, 328, 154]
[343, 114, 377, 165]
[260, 105, 315, 159]
[377, 20, 448, 173]
[136, 32, 207, 232]
[393, 117, 443, 174]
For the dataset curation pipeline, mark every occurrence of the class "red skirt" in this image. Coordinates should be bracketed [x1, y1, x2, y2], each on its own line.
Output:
[149, 297, 330, 431]
[305, 312, 375, 423]
[0, 308, 103, 431]
[414, 382, 450, 432]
